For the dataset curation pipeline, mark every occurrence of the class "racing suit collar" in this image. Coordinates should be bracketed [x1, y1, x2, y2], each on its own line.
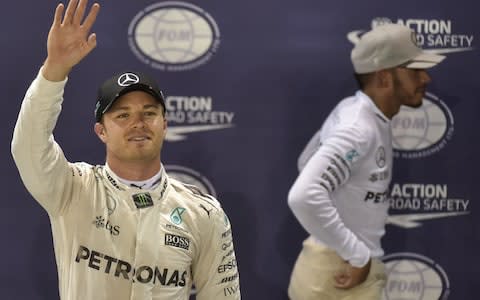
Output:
[356, 90, 390, 124]
[103, 164, 171, 210]
[116, 168, 163, 190]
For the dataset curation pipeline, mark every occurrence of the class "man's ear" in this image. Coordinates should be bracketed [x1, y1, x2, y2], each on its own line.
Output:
[376, 69, 393, 88]
[94, 122, 107, 143]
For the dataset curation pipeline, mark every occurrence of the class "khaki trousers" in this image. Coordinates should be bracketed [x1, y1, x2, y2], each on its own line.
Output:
[288, 236, 386, 300]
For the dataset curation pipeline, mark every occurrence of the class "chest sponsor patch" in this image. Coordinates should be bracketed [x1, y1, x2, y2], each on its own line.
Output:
[132, 192, 154, 209]
[75, 245, 188, 286]
[165, 233, 190, 250]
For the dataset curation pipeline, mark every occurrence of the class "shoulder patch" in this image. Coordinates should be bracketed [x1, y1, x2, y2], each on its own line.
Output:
[70, 162, 94, 178]
[169, 178, 223, 220]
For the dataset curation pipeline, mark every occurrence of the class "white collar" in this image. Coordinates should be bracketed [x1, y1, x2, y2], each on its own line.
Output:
[105, 163, 163, 190]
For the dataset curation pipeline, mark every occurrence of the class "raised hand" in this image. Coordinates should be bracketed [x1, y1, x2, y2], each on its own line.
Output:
[43, 0, 100, 81]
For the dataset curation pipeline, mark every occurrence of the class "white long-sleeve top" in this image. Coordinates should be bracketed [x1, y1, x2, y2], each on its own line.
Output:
[288, 91, 392, 267]
[11, 70, 240, 300]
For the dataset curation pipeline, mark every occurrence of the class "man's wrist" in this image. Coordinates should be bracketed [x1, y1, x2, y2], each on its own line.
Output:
[42, 60, 71, 82]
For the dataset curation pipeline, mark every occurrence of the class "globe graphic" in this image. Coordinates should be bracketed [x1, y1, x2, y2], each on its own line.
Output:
[165, 165, 217, 197]
[383, 258, 444, 300]
[391, 99, 448, 151]
[133, 6, 214, 64]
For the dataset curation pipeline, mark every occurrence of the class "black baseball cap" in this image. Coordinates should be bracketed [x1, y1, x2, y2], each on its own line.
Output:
[94, 71, 166, 122]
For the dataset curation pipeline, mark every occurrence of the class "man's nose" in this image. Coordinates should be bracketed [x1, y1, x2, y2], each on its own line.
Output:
[132, 113, 146, 128]
[420, 70, 431, 85]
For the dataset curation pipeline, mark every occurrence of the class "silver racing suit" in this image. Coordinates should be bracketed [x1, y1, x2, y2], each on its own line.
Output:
[11, 69, 241, 300]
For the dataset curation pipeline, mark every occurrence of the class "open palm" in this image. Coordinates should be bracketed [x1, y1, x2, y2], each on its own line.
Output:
[45, 0, 100, 80]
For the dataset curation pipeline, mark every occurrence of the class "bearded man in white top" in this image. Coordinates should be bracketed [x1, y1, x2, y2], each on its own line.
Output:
[287, 24, 445, 300]
[11, 1, 240, 299]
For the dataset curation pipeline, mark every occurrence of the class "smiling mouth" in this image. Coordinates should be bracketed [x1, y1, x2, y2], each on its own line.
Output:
[128, 137, 150, 142]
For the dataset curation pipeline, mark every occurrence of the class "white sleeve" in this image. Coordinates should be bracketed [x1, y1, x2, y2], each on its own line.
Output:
[11, 68, 75, 217]
[297, 128, 323, 172]
[288, 126, 371, 267]
[193, 206, 240, 299]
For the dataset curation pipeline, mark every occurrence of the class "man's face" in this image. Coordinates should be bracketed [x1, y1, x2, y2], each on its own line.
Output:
[391, 67, 431, 108]
[95, 91, 167, 164]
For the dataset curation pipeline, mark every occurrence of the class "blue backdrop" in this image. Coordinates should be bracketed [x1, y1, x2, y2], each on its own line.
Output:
[2, 0, 478, 299]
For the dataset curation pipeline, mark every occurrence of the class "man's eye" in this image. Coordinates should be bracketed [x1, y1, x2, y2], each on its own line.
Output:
[117, 113, 129, 119]
[145, 111, 157, 116]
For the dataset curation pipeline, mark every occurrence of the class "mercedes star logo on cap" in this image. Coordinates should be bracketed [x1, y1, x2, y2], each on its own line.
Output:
[117, 73, 140, 87]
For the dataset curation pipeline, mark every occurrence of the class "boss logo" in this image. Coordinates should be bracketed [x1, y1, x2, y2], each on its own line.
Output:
[165, 234, 190, 250]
